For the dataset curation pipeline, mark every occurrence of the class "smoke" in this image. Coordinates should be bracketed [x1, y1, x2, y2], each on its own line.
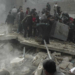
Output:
[0, 0, 15, 24]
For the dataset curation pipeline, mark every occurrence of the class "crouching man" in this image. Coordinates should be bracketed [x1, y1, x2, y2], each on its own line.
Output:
[34, 59, 65, 75]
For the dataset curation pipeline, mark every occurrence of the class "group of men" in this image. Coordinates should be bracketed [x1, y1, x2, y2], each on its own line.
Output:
[5, 2, 75, 75]
[6, 2, 75, 44]
[53, 3, 75, 43]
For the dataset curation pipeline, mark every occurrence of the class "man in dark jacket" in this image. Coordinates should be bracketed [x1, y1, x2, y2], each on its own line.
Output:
[18, 9, 24, 33]
[5, 11, 12, 24]
[22, 15, 33, 37]
[36, 15, 53, 44]
[68, 20, 74, 42]
[46, 2, 51, 12]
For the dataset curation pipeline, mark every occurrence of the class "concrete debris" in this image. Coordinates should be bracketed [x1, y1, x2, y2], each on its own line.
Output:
[0, 69, 10, 75]
[32, 51, 74, 75]
[55, 56, 63, 60]
[33, 52, 47, 66]
[25, 54, 34, 59]
[63, 57, 72, 62]
[68, 62, 73, 69]
[59, 61, 70, 69]
[21, 67, 30, 75]
[34, 63, 43, 75]
[10, 57, 24, 68]
[52, 52, 61, 56]
[63, 57, 70, 62]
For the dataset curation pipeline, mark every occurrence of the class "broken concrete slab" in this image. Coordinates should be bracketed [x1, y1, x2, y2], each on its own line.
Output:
[59, 61, 70, 69]
[63, 57, 70, 62]
[33, 52, 47, 66]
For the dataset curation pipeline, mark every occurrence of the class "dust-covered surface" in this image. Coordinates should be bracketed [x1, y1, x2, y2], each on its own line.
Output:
[0, 40, 38, 75]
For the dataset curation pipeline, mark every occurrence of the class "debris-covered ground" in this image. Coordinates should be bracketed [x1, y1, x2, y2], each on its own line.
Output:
[0, 23, 75, 75]
[0, 40, 38, 75]
[0, 40, 75, 75]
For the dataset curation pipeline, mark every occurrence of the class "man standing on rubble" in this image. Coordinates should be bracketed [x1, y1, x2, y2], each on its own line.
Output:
[5, 11, 12, 24]
[42, 59, 65, 75]
[41, 11, 50, 20]
[17, 6, 22, 13]
[22, 13, 33, 37]
[46, 2, 51, 12]
[36, 15, 53, 44]
[11, 7, 17, 25]
[54, 2, 58, 16]
[18, 9, 24, 33]
[26, 7, 30, 15]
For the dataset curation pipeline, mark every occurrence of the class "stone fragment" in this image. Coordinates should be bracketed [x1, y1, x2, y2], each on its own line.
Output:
[55, 58, 59, 65]
[68, 62, 73, 69]
[0, 69, 10, 75]
[59, 61, 70, 69]
[35, 63, 43, 75]
[63, 56, 72, 61]
[63, 57, 70, 62]
[10, 57, 24, 68]
[52, 52, 61, 56]
[21, 67, 30, 75]
[55, 56, 63, 60]
[33, 52, 47, 66]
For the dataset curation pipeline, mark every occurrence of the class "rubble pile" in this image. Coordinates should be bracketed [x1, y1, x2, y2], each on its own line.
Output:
[51, 52, 74, 75]
[33, 52, 75, 75]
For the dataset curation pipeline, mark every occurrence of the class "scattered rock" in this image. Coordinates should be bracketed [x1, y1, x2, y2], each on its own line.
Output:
[63, 57, 70, 62]
[59, 61, 70, 69]
[33, 52, 47, 66]
[10, 57, 24, 68]
[0, 69, 10, 75]
[68, 62, 73, 69]
[55, 56, 63, 60]
[21, 67, 30, 75]
[52, 52, 61, 56]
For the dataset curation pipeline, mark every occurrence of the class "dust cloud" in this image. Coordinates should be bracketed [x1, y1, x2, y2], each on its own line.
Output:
[0, 0, 36, 75]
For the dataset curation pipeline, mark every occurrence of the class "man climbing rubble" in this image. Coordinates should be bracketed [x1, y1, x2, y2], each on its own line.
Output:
[34, 59, 65, 75]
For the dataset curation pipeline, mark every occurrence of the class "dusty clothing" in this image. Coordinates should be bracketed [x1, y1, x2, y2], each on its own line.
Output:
[6, 13, 12, 24]
[11, 8, 17, 14]
[54, 4, 58, 16]
[18, 12, 24, 32]
[20, 12, 24, 22]
[46, 3, 51, 11]
[42, 70, 65, 75]
[11, 8, 17, 18]
[41, 14, 47, 20]
[54, 4, 58, 11]
[26, 10, 30, 15]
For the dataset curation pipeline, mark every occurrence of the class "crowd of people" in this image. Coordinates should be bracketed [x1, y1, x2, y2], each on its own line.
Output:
[5, 2, 75, 44]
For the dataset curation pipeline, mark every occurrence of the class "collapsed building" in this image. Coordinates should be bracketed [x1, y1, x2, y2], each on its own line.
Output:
[0, 0, 75, 75]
